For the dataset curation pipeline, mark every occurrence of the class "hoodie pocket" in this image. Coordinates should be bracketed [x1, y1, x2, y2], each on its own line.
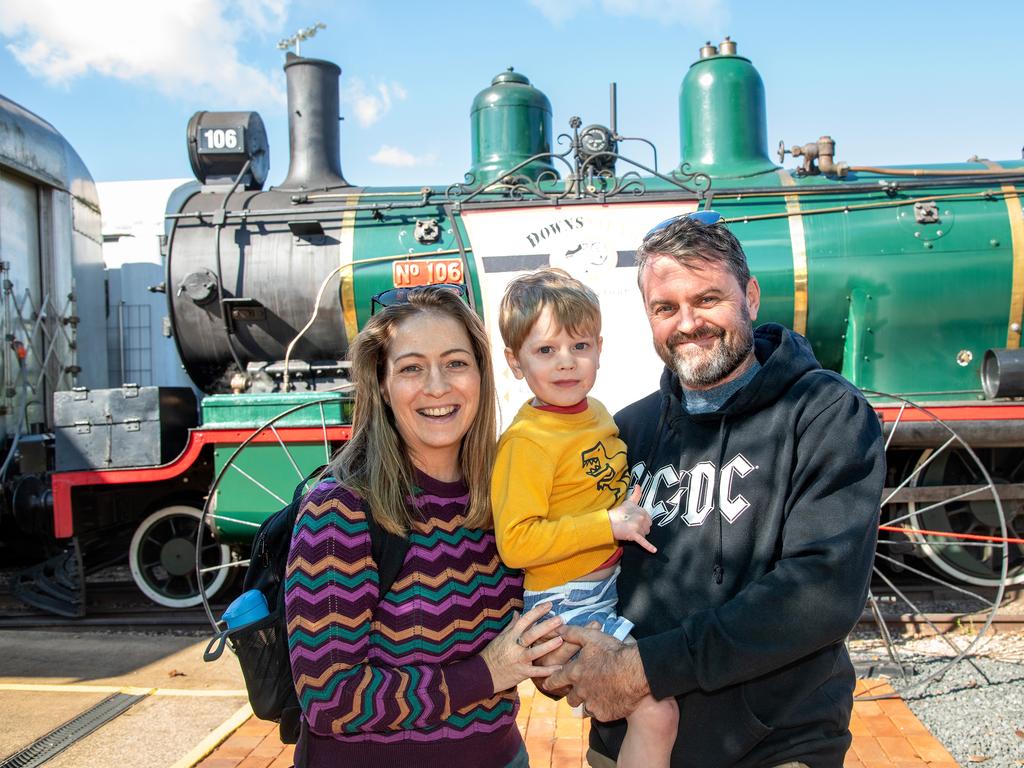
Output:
[741, 643, 841, 727]
[676, 685, 772, 768]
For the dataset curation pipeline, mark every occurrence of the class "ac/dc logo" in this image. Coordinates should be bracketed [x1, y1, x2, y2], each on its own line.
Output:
[629, 455, 758, 526]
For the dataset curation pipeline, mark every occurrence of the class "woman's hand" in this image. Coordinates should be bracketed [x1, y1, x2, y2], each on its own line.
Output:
[609, 485, 657, 553]
[481, 601, 565, 693]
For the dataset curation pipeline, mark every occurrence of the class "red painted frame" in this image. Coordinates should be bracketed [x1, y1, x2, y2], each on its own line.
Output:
[51, 401, 1024, 539]
[873, 402, 1024, 423]
[52, 425, 352, 538]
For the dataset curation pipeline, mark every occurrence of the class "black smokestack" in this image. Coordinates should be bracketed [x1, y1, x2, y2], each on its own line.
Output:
[280, 53, 348, 189]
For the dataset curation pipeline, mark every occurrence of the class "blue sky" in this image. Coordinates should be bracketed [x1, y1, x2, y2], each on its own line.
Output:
[2, 0, 1022, 188]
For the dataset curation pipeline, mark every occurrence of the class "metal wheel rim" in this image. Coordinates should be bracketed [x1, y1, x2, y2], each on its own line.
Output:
[130, 504, 231, 608]
[855, 390, 1008, 700]
[909, 448, 1024, 586]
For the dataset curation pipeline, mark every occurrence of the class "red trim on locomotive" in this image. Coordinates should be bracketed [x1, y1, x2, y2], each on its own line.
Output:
[874, 402, 1024, 422]
[50, 401, 1024, 539]
[52, 426, 353, 538]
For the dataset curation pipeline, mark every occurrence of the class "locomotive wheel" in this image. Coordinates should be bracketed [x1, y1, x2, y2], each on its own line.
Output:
[130, 505, 232, 608]
[909, 447, 1024, 587]
[855, 392, 1008, 699]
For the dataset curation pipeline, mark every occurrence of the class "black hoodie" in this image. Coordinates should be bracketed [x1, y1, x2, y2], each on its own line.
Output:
[594, 324, 884, 768]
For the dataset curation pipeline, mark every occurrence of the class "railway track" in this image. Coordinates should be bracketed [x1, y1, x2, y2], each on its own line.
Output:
[0, 577, 227, 630]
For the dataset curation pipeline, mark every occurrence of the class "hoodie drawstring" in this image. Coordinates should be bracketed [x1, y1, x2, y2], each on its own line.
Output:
[643, 395, 670, 478]
[712, 415, 728, 585]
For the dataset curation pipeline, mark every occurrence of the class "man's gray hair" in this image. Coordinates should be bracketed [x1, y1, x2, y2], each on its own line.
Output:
[636, 216, 751, 289]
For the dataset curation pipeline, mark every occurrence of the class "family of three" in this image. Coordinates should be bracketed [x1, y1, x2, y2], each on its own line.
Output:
[283, 214, 885, 768]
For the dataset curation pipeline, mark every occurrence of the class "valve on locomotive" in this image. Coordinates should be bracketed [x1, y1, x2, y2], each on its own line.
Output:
[777, 135, 850, 178]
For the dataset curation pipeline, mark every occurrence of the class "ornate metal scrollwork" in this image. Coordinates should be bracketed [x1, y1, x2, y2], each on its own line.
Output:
[445, 118, 712, 209]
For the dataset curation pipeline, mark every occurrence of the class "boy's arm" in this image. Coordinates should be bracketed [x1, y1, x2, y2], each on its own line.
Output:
[492, 436, 615, 569]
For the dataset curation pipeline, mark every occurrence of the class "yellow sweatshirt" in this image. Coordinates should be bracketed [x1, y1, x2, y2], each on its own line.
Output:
[492, 398, 629, 591]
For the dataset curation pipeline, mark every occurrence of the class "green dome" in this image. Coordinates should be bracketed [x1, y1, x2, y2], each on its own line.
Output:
[468, 68, 557, 187]
[679, 49, 777, 178]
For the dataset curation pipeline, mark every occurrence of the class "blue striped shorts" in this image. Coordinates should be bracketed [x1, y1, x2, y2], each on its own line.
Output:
[524, 566, 633, 641]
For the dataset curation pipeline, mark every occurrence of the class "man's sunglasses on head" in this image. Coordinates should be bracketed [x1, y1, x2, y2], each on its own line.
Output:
[645, 210, 722, 239]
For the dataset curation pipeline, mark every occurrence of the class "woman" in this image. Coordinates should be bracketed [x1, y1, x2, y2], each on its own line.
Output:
[285, 285, 564, 768]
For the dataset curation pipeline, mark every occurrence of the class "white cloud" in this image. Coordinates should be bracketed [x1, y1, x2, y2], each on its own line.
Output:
[0, 0, 288, 108]
[369, 145, 437, 168]
[342, 78, 407, 128]
[528, 0, 725, 27]
[528, 0, 594, 23]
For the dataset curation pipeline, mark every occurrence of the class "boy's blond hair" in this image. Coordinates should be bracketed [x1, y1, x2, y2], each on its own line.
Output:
[498, 267, 602, 353]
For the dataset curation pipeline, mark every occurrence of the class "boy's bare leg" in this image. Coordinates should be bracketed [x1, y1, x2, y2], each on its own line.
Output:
[615, 693, 678, 768]
[611, 634, 677, 768]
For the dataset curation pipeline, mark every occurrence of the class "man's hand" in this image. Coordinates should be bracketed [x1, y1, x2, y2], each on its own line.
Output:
[546, 625, 651, 721]
[534, 619, 599, 698]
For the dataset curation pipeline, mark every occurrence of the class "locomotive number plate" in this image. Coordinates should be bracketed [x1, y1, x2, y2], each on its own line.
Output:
[198, 126, 245, 153]
[392, 259, 463, 288]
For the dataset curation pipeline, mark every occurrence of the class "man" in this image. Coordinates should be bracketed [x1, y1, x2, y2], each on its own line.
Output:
[546, 213, 885, 768]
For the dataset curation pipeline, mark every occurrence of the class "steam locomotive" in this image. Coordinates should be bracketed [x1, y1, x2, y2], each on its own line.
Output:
[5, 38, 1022, 616]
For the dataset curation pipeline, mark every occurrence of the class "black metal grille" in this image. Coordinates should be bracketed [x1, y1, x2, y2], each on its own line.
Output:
[0, 691, 148, 767]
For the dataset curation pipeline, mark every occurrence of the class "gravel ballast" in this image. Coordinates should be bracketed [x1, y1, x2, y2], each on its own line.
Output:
[885, 633, 1024, 767]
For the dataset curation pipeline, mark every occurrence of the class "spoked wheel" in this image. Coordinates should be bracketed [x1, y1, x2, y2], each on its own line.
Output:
[195, 394, 351, 629]
[909, 447, 1024, 587]
[129, 504, 232, 608]
[853, 392, 1009, 699]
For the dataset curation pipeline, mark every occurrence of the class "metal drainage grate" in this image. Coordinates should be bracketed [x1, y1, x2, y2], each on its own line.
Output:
[0, 691, 149, 768]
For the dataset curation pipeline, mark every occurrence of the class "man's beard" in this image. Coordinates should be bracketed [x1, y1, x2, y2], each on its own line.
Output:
[659, 309, 754, 390]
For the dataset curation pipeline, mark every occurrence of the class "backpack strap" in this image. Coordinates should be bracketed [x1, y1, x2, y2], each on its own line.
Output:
[364, 503, 411, 600]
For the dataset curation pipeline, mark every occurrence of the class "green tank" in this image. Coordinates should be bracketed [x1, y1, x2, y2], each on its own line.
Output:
[679, 37, 776, 178]
[467, 68, 557, 187]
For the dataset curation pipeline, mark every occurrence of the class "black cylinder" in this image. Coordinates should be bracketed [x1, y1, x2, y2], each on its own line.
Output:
[981, 348, 1024, 399]
[279, 53, 348, 190]
[187, 111, 269, 189]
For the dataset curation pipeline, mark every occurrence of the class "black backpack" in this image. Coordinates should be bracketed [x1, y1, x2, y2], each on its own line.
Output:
[204, 466, 411, 744]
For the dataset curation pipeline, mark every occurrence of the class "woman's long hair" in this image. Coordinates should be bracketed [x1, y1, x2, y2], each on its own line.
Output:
[331, 286, 497, 535]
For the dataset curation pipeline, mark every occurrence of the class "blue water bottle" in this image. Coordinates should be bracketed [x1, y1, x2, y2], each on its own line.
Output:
[205, 589, 270, 662]
[221, 589, 270, 629]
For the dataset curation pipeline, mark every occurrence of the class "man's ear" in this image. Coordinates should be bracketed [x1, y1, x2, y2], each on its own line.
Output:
[746, 276, 761, 323]
[504, 347, 525, 380]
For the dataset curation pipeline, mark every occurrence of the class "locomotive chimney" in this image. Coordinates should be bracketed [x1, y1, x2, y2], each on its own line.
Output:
[280, 52, 349, 190]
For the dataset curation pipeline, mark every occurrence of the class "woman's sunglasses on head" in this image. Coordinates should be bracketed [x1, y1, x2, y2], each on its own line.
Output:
[370, 283, 468, 315]
[644, 210, 722, 239]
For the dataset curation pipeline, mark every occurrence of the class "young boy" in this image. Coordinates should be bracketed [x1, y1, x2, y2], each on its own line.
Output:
[492, 268, 678, 768]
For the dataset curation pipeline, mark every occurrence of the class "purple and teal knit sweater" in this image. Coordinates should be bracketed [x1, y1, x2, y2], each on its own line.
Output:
[284, 472, 525, 768]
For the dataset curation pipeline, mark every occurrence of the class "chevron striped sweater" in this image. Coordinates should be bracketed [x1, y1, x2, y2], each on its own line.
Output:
[285, 473, 526, 768]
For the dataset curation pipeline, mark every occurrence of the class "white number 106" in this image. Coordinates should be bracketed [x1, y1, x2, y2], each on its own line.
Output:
[203, 129, 239, 150]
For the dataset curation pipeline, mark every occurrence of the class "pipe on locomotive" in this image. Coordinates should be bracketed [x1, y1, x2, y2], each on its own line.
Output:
[279, 52, 348, 190]
[982, 349, 1024, 399]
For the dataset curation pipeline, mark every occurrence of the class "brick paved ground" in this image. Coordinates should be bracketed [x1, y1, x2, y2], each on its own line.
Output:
[194, 679, 957, 768]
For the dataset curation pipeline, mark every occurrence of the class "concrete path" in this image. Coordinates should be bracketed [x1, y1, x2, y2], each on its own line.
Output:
[0, 629, 246, 768]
